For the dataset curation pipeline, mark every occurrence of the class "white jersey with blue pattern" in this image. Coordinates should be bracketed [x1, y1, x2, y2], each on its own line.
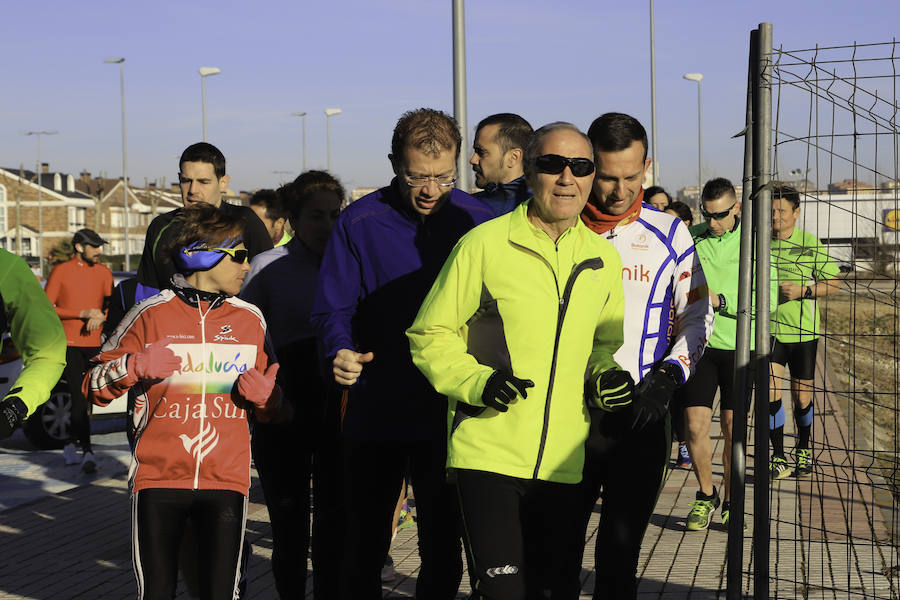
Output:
[601, 204, 714, 383]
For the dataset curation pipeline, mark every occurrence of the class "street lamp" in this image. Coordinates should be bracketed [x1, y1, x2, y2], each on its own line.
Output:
[291, 111, 308, 172]
[198, 67, 221, 142]
[22, 130, 58, 275]
[683, 72, 704, 201]
[324, 108, 342, 171]
[104, 57, 130, 270]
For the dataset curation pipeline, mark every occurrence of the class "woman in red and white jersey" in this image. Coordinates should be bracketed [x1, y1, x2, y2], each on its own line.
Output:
[84, 203, 285, 600]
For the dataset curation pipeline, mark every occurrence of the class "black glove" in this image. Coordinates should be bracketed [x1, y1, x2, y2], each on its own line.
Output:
[0, 396, 28, 440]
[631, 366, 680, 430]
[482, 371, 534, 413]
[590, 369, 635, 412]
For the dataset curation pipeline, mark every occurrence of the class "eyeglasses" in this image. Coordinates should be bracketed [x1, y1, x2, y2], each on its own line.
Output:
[534, 154, 595, 177]
[700, 203, 737, 221]
[403, 174, 457, 188]
[195, 247, 249, 264]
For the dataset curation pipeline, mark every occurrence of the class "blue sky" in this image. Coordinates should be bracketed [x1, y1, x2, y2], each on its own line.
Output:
[1, 0, 897, 195]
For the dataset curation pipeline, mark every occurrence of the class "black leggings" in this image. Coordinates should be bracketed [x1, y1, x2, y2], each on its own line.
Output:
[578, 410, 671, 600]
[455, 469, 584, 600]
[133, 488, 247, 600]
[64, 346, 98, 450]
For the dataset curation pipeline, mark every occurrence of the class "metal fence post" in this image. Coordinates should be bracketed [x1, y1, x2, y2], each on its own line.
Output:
[726, 25, 758, 600]
[752, 21, 774, 599]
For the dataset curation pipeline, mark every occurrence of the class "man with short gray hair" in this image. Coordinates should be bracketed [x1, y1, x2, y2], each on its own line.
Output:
[409, 121, 630, 599]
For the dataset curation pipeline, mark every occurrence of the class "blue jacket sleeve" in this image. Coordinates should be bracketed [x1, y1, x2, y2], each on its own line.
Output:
[310, 214, 360, 361]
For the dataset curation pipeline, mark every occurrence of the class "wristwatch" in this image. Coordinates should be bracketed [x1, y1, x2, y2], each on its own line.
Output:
[716, 293, 727, 313]
[803, 285, 813, 299]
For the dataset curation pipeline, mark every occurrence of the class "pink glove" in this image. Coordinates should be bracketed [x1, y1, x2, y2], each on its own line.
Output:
[237, 363, 280, 409]
[129, 338, 182, 380]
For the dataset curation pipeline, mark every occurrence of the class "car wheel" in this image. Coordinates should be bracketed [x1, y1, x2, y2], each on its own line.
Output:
[23, 384, 73, 450]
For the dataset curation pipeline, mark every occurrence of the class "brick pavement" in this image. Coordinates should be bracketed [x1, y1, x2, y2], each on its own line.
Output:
[1, 365, 897, 599]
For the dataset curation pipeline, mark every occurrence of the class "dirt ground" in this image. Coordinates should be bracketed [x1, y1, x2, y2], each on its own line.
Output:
[819, 285, 900, 494]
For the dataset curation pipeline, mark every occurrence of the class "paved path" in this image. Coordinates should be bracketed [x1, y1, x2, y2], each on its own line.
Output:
[1, 366, 897, 599]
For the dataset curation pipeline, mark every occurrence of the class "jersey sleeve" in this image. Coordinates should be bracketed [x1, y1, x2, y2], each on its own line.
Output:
[811, 236, 840, 281]
[83, 308, 147, 406]
[663, 224, 714, 382]
[0, 253, 67, 416]
[310, 214, 362, 361]
[587, 249, 626, 383]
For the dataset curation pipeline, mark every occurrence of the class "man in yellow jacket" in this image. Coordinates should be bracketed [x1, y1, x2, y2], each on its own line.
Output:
[408, 122, 633, 599]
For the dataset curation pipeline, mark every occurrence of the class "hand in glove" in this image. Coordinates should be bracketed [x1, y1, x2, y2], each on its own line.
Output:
[482, 371, 534, 413]
[130, 338, 182, 380]
[237, 363, 280, 410]
[0, 396, 27, 440]
[631, 366, 680, 430]
[589, 369, 635, 412]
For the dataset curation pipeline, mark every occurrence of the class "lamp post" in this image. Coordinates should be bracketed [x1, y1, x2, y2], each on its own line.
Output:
[198, 67, 221, 142]
[452, 0, 470, 192]
[291, 111, 308, 172]
[683, 72, 704, 201]
[104, 57, 130, 270]
[23, 130, 58, 275]
[324, 108, 342, 171]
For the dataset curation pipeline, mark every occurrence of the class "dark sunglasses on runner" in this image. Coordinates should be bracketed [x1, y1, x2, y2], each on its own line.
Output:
[199, 247, 249, 264]
[534, 154, 596, 177]
[700, 203, 737, 221]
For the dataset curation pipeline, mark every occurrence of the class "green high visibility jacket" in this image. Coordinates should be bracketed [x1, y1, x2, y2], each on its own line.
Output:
[0, 250, 66, 416]
[407, 201, 625, 484]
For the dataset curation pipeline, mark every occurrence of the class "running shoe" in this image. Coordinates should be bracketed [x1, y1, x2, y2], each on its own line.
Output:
[381, 555, 397, 583]
[770, 455, 792, 480]
[63, 443, 80, 466]
[793, 448, 813, 477]
[396, 501, 416, 531]
[721, 501, 748, 531]
[686, 489, 720, 531]
[675, 442, 692, 469]
[81, 451, 97, 474]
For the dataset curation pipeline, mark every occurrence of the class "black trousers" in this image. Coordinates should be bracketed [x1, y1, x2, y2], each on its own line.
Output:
[251, 402, 343, 600]
[340, 436, 463, 600]
[455, 468, 584, 600]
[578, 410, 671, 600]
[133, 488, 247, 600]
[64, 346, 98, 450]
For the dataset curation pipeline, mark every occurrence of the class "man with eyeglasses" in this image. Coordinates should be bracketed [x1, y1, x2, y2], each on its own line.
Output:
[679, 177, 777, 531]
[311, 108, 493, 600]
[408, 122, 628, 599]
[575, 112, 713, 599]
[136, 142, 273, 293]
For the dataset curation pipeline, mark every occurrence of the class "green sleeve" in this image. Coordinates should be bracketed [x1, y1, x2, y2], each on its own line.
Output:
[812, 238, 840, 281]
[588, 250, 625, 383]
[407, 237, 494, 407]
[0, 252, 67, 416]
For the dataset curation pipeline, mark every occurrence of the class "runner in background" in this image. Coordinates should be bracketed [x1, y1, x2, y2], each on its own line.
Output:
[44, 228, 113, 473]
[241, 170, 344, 599]
[769, 184, 840, 479]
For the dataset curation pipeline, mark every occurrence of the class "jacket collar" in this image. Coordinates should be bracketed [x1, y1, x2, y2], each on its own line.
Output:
[508, 200, 583, 258]
[169, 273, 228, 309]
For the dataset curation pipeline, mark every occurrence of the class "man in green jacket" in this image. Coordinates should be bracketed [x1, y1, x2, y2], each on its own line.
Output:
[0, 250, 67, 440]
[408, 122, 634, 599]
[680, 178, 778, 530]
[769, 184, 840, 479]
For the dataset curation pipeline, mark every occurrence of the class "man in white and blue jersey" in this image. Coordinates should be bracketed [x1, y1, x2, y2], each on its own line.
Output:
[577, 112, 714, 599]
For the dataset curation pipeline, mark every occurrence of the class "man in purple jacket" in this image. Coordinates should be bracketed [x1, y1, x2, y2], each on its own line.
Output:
[311, 108, 494, 600]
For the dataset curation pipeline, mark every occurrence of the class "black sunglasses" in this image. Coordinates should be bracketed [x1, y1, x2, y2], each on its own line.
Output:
[534, 154, 596, 177]
[196, 247, 250, 264]
[700, 203, 737, 221]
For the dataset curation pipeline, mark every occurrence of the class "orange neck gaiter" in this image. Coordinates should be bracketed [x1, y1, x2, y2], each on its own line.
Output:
[581, 189, 644, 235]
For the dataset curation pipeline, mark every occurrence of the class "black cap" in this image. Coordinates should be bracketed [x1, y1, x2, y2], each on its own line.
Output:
[72, 229, 108, 247]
